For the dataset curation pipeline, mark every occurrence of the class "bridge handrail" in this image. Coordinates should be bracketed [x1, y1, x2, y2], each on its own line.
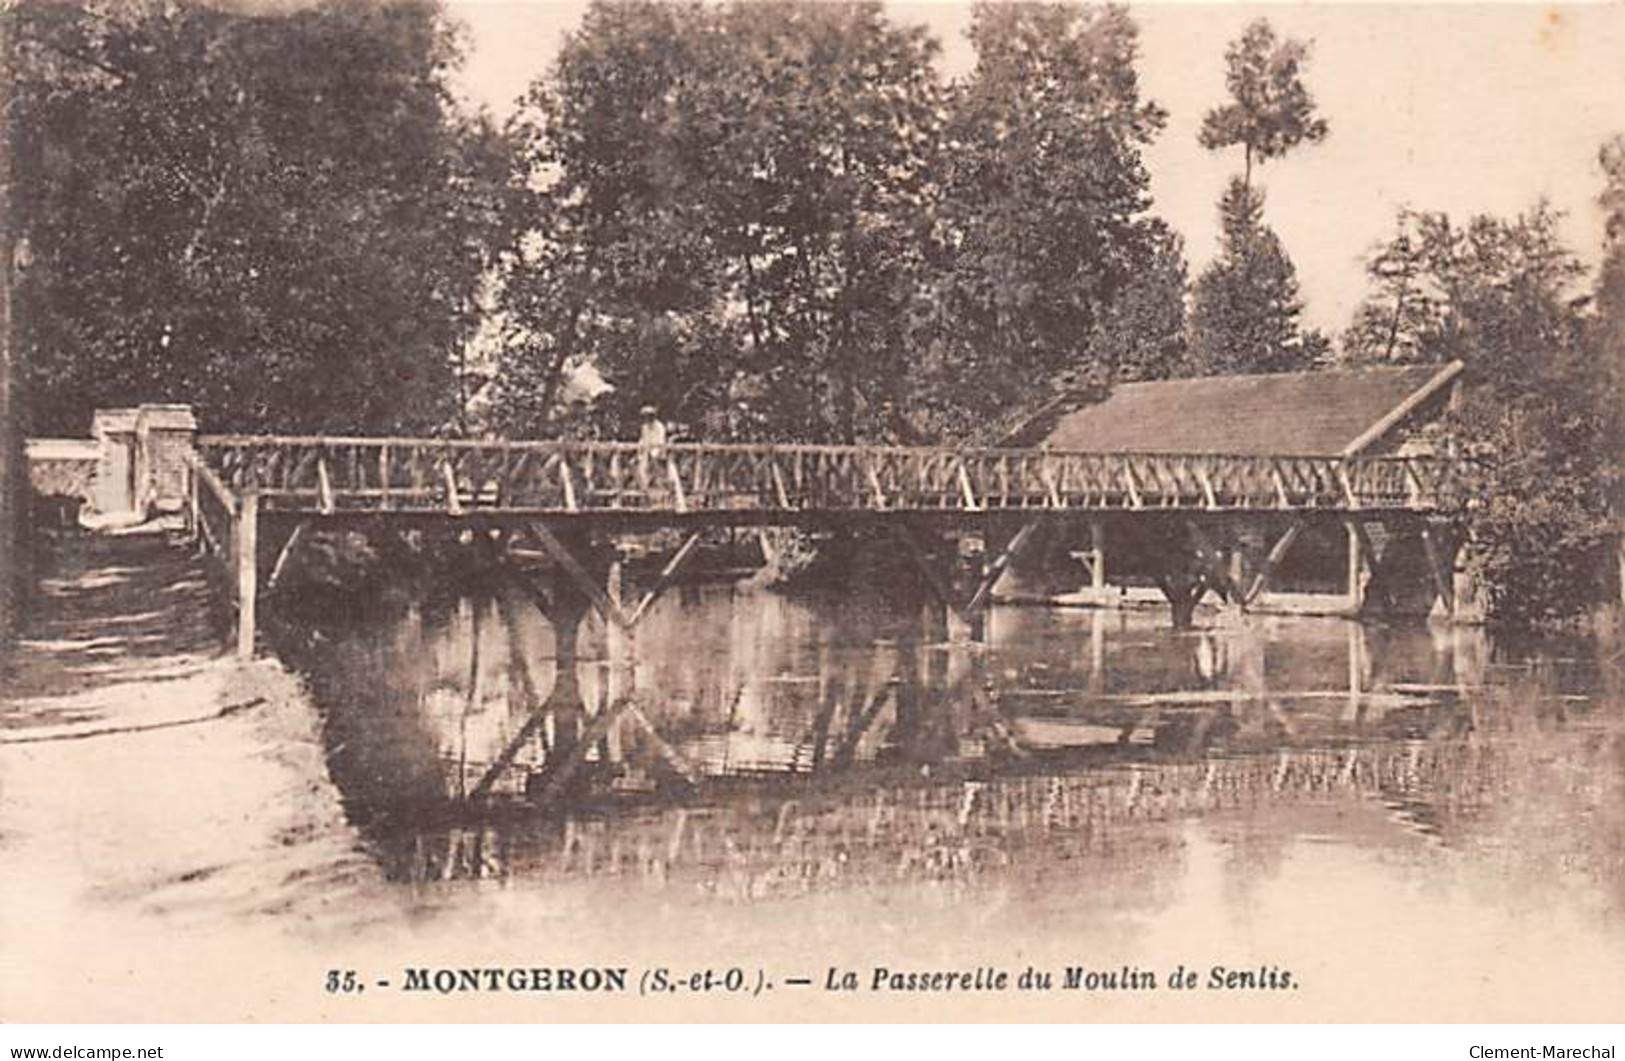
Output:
[192, 435, 1454, 515]
[184, 446, 240, 515]
[196, 433, 1443, 464]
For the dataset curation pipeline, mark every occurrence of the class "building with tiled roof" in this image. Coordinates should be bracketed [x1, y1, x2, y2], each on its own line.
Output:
[1042, 361, 1463, 457]
[1001, 361, 1468, 618]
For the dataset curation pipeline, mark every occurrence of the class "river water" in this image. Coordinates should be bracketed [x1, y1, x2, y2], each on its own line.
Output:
[280, 571, 1625, 1019]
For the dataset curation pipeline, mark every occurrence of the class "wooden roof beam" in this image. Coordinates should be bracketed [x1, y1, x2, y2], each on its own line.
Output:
[1341, 360, 1464, 457]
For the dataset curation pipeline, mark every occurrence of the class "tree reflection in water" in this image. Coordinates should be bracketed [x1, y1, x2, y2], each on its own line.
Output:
[282, 572, 1622, 914]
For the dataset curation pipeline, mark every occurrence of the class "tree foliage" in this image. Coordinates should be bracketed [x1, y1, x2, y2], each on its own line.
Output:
[1342, 205, 1585, 375]
[495, 0, 1179, 444]
[8, 0, 507, 434]
[1084, 218, 1188, 382]
[1186, 179, 1317, 376]
[921, 2, 1169, 437]
[1344, 200, 1615, 627]
[1591, 135, 1625, 607]
[497, 0, 944, 443]
[1594, 136, 1625, 411]
[1185, 19, 1326, 380]
[1197, 18, 1329, 188]
[1341, 213, 1440, 364]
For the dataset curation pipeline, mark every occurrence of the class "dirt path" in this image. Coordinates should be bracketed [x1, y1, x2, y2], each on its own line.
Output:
[0, 529, 384, 1020]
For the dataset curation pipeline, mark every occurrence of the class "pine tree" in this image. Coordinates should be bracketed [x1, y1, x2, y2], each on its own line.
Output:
[1186, 180, 1315, 375]
[1198, 18, 1329, 190]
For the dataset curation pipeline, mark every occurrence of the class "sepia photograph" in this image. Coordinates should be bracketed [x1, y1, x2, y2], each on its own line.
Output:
[1, 0, 1623, 1030]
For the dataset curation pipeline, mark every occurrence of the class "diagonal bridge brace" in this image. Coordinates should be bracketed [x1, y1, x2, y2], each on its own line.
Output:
[468, 526, 708, 802]
[524, 522, 705, 635]
[1242, 519, 1307, 606]
[890, 518, 1045, 625]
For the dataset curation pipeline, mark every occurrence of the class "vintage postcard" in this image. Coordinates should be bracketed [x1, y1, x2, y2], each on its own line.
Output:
[1, 0, 1622, 1026]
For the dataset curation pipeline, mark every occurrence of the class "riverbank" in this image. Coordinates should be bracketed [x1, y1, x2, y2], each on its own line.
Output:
[0, 529, 382, 1019]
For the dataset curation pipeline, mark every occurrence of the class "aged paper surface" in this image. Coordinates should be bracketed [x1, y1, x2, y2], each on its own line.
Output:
[3, 1, 1623, 1024]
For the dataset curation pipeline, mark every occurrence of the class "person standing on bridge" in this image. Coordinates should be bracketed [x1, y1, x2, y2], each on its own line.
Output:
[636, 404, 667, 501]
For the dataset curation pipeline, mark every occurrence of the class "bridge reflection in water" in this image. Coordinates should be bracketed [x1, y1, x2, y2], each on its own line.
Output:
[287, 578, 1615, 902]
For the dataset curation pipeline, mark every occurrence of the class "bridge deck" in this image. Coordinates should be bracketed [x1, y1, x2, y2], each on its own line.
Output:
[196, 436, 1451, 519]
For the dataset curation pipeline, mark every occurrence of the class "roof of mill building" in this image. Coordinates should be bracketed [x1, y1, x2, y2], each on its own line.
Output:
[1040, 361, 1464, 457]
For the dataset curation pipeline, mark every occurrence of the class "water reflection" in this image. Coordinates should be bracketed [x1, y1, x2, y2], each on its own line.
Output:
[284, 573, 1622, 921]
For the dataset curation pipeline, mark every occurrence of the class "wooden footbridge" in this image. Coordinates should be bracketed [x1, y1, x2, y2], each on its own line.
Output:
[182, 435, 1457, 658]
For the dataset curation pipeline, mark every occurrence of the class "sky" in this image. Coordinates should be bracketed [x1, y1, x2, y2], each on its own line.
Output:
[442, 1, 1625, 333]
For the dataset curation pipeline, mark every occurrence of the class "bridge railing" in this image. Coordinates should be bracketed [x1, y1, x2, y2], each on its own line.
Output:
[194, 436, 1452, 515]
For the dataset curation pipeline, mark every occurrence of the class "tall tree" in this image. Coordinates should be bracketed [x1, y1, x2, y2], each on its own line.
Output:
[499, 0, 730, 437]
[1186, 179, 1315, 375]
[1198, 18, 1329, 189]
[1595, 136, 1625, 397]
[0, 13, 21, 648]
[1590, 135, 1625, 606]
[8, 0, 507, 435]
[694, 1, 945, 443]
[498, 0, 942, 443]
[923, 1, 1168, 438]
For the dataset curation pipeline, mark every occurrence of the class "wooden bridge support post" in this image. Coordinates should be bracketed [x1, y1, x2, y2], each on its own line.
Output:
[235, 491, 258, 659]
[1345, 623, 1367, 722]
[187, 457, 200, 546]
[965, 519, 1042, 614]
[1345, 519, 1365, 613]
[1088, 608, 1106, 693]
[1242, 519, 1306, 606]
[470, 571, 595, 803]
[1346, 519, 1393, 617]
[1089, 519, 1106, 598]
[264, 520, 310, 595]
[1419, 525, 1456, 621]
[550, 568, 595, 769]
[890, 523, 977, 641]
[605, 550, 633, 706]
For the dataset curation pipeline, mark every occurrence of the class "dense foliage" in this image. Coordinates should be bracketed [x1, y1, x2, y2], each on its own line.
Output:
[494, 0, 1176, 444]
[1186, 179, 1322, 376]
[8, 0, 507, 434]
[495, 0, 947, 443]
[921, 2, 1168, 437]
[1344, 202, 1619, 626]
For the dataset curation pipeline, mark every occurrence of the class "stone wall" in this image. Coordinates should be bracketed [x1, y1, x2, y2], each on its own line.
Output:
[31, 404, 197, 520]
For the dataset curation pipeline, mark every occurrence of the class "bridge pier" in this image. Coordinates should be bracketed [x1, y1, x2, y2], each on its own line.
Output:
[486, 522, 716, 802]
[473, 549, 600, 803]
[540, 556, 595, 761]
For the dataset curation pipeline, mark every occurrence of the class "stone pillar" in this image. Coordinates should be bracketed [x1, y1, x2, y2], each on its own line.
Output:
[91, 408, 138, 515]
[135, 403, 197, 514]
